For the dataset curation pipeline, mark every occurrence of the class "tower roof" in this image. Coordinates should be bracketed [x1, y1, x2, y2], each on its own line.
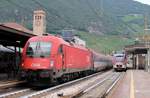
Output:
[34, 10, 45, 14]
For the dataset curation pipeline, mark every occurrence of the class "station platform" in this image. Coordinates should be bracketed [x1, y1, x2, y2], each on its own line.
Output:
[109, 70, 150, 98]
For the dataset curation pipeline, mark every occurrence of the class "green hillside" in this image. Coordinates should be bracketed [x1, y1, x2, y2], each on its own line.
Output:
[78, 31, 134, 54]
[0, 0, 149, 35]
[0, 0, 148, 53]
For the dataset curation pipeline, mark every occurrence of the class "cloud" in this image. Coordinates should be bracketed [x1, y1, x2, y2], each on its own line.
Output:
[134, 0, 150, 5]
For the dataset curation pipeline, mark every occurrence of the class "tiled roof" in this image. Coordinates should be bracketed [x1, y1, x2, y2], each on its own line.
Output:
[1, 22, 33, 34]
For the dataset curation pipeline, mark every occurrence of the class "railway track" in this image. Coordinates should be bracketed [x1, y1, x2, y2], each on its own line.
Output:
[0, 80, 31, 98]
[76, 72, 125, 98]
[101, 72, 125, 98]
[0, 71, 105, 98]
[0, 80, 26, 94]
[0, 80, 19, 84]
[0, 80, 26, 95]
[0, 88, 33, 98]
[0, 82, 45, 98]
[18, 70, 113, 98]
[0, 80, 26, 89]
[0, 70, 124, 98]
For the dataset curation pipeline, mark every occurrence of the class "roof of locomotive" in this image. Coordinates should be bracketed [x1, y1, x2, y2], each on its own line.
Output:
[28, 34, 69, 45]
[113, 53, 125, 57]
[27, 35, 89, 51]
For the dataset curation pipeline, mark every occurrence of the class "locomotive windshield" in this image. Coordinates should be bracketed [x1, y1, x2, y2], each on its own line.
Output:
[26, 41, 51, 57]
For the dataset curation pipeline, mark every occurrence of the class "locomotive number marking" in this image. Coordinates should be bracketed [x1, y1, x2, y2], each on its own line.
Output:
[32, 63, 41, 67]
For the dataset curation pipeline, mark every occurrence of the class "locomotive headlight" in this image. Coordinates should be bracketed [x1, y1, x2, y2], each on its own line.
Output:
[50, 61, 54, 67]
[22, 63, 24, 66]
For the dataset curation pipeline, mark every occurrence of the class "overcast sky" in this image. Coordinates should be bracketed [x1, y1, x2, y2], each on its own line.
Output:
[134, 0, 150, 5]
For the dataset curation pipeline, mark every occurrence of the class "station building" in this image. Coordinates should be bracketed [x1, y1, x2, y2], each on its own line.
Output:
[125, 35, 150, 71]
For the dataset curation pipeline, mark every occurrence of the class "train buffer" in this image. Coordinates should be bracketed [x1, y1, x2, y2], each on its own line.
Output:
[107, 70, 150, 98]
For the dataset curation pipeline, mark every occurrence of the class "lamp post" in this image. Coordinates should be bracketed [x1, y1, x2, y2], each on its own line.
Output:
[142, 14, 150, 72]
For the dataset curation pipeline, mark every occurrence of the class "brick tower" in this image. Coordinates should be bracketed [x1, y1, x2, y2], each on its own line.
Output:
[33, 10, 46, 35]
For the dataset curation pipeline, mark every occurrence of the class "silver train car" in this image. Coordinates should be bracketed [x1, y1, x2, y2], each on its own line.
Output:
[112, 53, 127, 71]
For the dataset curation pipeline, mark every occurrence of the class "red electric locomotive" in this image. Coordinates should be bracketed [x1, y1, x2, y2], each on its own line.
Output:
[21, 34, 93, 85]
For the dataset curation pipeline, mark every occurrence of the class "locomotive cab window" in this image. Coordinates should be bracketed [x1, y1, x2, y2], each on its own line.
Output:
[26, 41, 52, 57]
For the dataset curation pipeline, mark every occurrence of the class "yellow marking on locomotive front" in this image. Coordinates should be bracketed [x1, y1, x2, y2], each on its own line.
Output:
[130, 70, 135, 98]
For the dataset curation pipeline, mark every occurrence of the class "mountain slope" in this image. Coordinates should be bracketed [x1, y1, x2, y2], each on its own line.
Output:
[0, 0, 149, 35]
[78, 31, 134, 53]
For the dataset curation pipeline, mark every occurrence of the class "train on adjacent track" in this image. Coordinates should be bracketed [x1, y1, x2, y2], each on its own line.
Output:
[20, 34, 112, 85]
[112, 52, 127, 71]
[0, 47, 16, 74]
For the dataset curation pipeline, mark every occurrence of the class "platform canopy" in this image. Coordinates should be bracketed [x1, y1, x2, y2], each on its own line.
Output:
[0, 23, 35, 47]
[125, 43, 148, 54]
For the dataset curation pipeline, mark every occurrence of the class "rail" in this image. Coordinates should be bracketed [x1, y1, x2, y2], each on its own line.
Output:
[21, 70, 112, 98]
